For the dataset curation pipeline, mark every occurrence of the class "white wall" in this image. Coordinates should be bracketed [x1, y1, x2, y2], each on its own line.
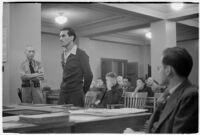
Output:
[79, 38, 147, 80]
[3, 3, 10, 105]
[3, 3, 41, 105]
[41, 34, 150, 89]
[41, 33, 63, 89]
[177, 39, 199, 86]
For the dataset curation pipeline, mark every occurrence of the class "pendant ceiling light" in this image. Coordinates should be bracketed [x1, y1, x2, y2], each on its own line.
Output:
[55, 14, 68, 25]
[171, 3, 184, 11]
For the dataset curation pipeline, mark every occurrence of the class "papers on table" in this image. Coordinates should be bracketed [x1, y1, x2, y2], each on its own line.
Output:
[3, 122, 31, 130]
[69, 108, 147, 117]
[18, 103, 54, 107]
[19, 112, 70, 124]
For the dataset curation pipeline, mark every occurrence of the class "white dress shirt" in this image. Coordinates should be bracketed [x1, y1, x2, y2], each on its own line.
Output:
[63, 45, 77, 63]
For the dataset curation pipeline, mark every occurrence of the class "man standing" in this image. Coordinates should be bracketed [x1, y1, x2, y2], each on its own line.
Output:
[20, 46, 44, 104]
[124, 47, 198, 133]
[58, 27, 93, 107]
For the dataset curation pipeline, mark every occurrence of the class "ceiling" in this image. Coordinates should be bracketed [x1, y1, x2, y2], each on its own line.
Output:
[41, 2, 199, 46]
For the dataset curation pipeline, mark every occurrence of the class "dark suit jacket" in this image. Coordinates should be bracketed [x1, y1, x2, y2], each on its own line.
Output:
[99, 84, 123, 108]
[60, 48, 93, 94]
[138, 86, 154, 97]
[146, 79, 198, 133]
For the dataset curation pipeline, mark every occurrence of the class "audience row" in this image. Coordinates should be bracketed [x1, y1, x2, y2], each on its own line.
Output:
[87, 72, 166, 108]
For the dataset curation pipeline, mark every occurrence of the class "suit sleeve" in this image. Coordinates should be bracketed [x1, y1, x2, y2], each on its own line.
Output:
[173, 91, 198, 133]
[80, 51, 93, 94]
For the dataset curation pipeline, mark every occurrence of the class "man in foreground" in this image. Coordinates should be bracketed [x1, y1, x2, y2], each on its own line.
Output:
[124, 47, 198, 133]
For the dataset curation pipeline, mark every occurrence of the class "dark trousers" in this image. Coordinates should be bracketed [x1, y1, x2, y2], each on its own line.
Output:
[57, 90, 85, 107]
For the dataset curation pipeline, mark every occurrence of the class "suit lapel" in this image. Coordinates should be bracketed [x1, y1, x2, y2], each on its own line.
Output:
[154, 80, 190, 132]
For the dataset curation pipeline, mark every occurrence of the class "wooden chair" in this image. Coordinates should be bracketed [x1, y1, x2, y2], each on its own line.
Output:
[84, 91, 98, 108]
[153, 92, 163, 111]
[124, 92, 148, 109]
[145, 97, 154, 112]
[45, 90, 60, 104]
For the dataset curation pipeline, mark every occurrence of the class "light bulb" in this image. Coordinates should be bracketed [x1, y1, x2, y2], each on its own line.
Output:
[145, 32, 152, 39]
[171, 3, 184, 11]
[55, 15, 68, 25]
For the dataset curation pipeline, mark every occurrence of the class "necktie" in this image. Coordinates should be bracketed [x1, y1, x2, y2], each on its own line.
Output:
[150, 89, 170, 133]
[29, 61, 35, 74]
[158, 89, 170, 103]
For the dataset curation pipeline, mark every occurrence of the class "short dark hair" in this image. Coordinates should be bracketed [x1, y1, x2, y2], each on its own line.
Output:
[106, 72, 117, 78]
[97, 77, 102, 80]
[137, 78, 145, 84]
[162, 47, 193, 78]
[60, 27, 76, 41]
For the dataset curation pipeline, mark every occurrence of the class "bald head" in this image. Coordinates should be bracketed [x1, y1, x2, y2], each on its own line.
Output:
[25, 46, 35, 60]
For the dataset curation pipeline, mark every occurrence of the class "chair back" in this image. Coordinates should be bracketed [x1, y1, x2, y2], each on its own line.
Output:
[84, 91, 98, 108]
[124, 92, 147, 108]
[153, 92, 163, 111]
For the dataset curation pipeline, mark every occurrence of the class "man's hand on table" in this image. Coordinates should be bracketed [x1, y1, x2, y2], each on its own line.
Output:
[123, 128, 144, 134]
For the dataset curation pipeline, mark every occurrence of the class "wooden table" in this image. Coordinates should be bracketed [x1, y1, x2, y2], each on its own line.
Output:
[3, 104, 151, 133]
[3, 104, 73, 133]
[70, 112, 151, 133]
[3, 116, 73, 133]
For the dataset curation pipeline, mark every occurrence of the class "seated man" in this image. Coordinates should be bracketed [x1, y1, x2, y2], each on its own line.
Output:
[124, 47, 198, 133]
[88, 78, 106, 106]
[96, 78, 106, 92]
[122, 78, 134, 92]
[95, 78, 106, 101]
[117, 75, 124, 87]
[134, 78, 154, 97]
[146, 77, 166, 93]
[95, 72, 123, 108]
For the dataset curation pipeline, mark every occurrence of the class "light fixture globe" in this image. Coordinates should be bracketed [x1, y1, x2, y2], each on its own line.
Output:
[55, 15, 67, 25]
[145, 32, 152, 39]
[171, 3, 184, 11]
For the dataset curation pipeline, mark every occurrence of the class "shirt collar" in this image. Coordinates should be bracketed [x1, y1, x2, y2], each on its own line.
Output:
[168, 82, 182, 95]
[64, 45, 77, 55]
[25, 59, 35, 63]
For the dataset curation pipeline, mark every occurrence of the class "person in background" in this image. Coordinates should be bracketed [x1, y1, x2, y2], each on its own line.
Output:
[87, 78, 106, 105]
[122, 77, 134, 92]
[96, 78, 106, 90]
[134, 78, 154, 97]
[96, 78, 106, 95]
[146, 77, 154, 87]
[121, 77, 134, 103]
[124, 47, 198, 133]
[95, 72, 123, 108]
[20, 46, 44, 104]
[58, 27, 93, 107]
[89, 80, 96, 90]
[146, 77, 165, 93]
[117, 75, 124, 87]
